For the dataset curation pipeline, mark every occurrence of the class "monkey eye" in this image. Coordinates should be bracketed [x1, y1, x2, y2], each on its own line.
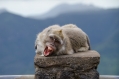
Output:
[55, 39, 60, 44]
[49, 36, 54, 40]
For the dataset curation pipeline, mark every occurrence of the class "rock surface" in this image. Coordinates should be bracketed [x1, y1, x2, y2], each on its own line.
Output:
[34, 50, 100, 79]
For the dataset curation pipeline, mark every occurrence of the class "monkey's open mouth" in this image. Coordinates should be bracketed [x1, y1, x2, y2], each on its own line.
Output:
[44, 46, 54, 56]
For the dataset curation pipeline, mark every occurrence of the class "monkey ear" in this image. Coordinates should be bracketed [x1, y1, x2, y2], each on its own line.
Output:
[58, 29, 64, 39]
[59, 29, 62, 33]
[58, 29, 63, 35]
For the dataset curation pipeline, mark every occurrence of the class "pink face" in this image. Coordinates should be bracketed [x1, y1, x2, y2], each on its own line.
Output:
[43, 34, 63, 56]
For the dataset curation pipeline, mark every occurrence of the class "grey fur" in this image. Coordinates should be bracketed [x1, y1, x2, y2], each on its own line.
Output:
[35, 24, 91, 56]
[61, 24, 91, 52]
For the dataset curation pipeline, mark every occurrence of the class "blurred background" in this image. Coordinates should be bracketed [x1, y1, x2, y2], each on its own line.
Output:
[0, 0, 119, 75]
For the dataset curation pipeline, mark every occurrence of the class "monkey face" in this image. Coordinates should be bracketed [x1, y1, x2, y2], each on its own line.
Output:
[43, 30, 64, 56]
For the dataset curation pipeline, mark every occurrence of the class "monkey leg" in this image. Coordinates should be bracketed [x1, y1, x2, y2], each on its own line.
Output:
[67, 49, 74, 54]
[78, 42, 89, 52]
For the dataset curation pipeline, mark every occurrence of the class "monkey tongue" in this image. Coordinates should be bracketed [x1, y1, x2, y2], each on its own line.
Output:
[44, 46, 53, 56]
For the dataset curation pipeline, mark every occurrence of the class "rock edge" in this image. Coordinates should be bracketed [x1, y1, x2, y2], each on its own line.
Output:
[34, 50, 100, 79]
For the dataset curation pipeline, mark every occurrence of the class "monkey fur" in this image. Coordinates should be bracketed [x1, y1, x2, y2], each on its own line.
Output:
[35, 24, 91, 56]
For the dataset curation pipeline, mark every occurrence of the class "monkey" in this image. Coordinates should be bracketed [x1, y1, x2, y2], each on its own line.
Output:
[35, 24, 91, 56]
[35, 25, 74, 56]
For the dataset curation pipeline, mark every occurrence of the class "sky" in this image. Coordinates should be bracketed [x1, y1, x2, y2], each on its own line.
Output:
[0, 0, 119, 17]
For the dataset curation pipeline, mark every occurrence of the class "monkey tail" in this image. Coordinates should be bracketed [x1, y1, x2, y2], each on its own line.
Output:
[86, 35, 91, 50]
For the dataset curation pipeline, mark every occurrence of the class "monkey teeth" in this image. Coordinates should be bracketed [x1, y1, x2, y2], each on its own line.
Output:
[44, 46, 53, 56]
[48, 46, 53, 51]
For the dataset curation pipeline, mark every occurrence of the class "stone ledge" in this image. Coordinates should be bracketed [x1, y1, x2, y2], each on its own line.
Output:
[34, 50, 100, 67]
[34, 50, 100, 79]
[35, 50, 100, 58]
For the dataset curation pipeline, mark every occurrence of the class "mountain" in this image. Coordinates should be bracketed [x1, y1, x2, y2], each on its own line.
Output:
[0, 12, 43, 74]
[0, 8, 119, 75]
[29, 3, 103, 19]
[0, 9, 7, 14]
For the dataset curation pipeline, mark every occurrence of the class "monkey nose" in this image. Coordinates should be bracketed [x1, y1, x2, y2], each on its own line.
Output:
[50, 43, 55, 46]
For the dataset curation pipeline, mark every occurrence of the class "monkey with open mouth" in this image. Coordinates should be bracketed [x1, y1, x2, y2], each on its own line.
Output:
[35, 24, 90, 56]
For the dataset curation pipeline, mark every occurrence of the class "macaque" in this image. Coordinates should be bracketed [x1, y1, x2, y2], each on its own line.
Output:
[35, 24, 90, 56]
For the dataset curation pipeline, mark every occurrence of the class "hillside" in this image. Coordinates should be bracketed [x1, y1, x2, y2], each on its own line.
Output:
[97, 30, 119, 75]
[0, 8, 119, 75]
[29, 3, 102, 19]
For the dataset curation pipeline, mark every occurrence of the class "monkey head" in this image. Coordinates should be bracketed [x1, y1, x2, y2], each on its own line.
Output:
[43, 29, 64, 56]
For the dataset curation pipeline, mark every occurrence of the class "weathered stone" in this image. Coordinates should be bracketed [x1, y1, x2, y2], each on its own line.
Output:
[34, 50, 100, 79]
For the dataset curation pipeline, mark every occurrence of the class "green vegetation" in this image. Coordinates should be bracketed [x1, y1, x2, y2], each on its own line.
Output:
[97, 30, 119, 75]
